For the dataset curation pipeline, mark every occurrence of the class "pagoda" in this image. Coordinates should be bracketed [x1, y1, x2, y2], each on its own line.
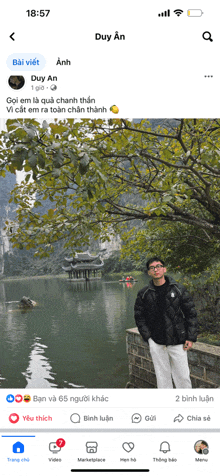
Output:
[62, 251, 104, 280]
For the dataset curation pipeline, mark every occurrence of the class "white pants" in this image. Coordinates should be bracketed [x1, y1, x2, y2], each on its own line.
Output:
[148, 338, 192, 389]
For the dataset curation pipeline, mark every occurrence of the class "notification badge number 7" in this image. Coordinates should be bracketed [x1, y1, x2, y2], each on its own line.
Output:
[56, 438, 66, 448]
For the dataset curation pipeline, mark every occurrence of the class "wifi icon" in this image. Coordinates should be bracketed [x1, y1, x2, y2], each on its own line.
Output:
[174, 9, 183, 16]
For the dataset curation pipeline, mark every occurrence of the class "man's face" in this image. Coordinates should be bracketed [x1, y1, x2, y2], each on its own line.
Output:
[147, 261, 167, 280]
[200, 443, 207, 450]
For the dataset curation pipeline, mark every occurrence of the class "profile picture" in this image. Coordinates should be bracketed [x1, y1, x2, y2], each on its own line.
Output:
[194, 440, 209, 454]
[8, 75, 25, 90]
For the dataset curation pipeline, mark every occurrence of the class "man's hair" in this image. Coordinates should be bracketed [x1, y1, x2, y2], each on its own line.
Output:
[146, 256, 165, 270]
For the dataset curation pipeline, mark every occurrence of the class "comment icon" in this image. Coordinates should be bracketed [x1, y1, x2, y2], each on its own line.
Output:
[70, 413, 81, 423]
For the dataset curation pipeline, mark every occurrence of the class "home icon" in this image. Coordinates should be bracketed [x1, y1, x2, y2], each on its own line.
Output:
[13, 441, 24, 454]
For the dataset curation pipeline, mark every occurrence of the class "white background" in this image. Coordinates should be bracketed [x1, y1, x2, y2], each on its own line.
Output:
[1, 1, 219, 117]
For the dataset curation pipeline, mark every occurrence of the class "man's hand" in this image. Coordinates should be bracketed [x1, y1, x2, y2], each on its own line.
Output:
[183, 341, 193, 351]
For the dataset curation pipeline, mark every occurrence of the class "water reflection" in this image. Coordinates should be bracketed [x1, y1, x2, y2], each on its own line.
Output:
[0, 282, 6, 315]
[22, 337, 57, 388]
[0, 275, 147, 388]
[3, 307, 29, 351]
[102, 283, 132, 343]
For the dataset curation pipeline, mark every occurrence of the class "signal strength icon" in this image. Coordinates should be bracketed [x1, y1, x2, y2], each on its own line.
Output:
[174, 9, 183, 16]
[158, 9, 170, 17]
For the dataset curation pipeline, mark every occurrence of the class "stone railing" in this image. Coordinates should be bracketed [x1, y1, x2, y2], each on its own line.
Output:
[126, 327, 220, 388]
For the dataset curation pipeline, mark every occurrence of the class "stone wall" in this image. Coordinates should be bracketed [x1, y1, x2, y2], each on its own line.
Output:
[126, 327, 220, 388]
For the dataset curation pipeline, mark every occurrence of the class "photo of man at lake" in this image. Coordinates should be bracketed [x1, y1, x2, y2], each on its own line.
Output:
[134, 257, 198, 389]
[0, 118, 220, 389]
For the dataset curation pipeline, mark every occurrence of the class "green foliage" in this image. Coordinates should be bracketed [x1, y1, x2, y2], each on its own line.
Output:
[120, 221, 220, 275]
[191, 279, 220, 337]
[3, 242, 68, 277]
[103, 252, 137, 274]
[1, 118, 220, 283]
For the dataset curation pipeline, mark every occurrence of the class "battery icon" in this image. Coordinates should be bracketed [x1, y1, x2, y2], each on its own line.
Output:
[187, 9, 204, 17]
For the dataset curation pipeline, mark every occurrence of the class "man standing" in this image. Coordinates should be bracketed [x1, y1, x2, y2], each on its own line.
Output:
[134, 256, 198, 388]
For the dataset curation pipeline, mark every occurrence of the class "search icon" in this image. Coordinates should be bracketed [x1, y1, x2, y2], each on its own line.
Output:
[202, 31, 213, 42]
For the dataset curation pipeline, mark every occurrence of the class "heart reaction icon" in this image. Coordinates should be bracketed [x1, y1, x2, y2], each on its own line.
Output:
[122, 442, 135, 452]
[9, 413, 19, 424]
[15, 395, 23, 403]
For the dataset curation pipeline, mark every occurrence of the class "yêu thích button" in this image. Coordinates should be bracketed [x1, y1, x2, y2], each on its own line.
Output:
[21, 415, 53, 422]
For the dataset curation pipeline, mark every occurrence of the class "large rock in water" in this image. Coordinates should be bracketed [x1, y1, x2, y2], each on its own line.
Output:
[19, 296, 36, 308]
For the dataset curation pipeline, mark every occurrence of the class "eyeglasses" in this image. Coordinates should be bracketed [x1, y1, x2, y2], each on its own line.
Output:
[148, 264, 164, 271]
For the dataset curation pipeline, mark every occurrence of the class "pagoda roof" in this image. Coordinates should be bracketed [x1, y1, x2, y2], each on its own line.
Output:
[71, 260, 104, 270]
[62, 266, 72, 272]
[65, 251, 101, 263]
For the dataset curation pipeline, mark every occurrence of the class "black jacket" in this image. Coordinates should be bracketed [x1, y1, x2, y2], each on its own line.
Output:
[134, 276, 198, 346]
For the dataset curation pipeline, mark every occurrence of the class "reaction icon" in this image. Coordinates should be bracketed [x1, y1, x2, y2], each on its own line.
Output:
[15, 394, 23, 403]
[24, 394, 31, 403]
[6, 394, 14, 403]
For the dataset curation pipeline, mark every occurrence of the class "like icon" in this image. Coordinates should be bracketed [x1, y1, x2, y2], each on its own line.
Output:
[9, 413, 19, 424]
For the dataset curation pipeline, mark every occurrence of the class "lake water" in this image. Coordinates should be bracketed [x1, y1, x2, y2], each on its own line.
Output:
[0, 275, 148, 389]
